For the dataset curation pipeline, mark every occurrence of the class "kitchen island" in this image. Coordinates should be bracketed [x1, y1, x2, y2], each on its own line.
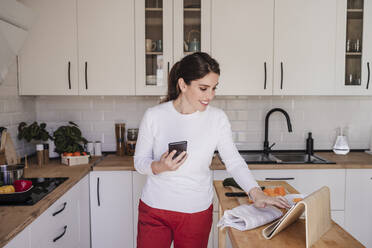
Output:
[214, 180, 363, 248]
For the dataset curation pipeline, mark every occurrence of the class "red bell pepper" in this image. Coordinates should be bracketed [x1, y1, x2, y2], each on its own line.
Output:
[13, 180, 33, 192]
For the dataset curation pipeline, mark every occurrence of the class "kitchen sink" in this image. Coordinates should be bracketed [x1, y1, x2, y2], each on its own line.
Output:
[236, 151, 335, 164]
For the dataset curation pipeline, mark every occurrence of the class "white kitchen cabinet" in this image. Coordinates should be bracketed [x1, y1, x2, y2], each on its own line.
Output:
[132, 171, 147, 248]
[78, 175, 90, 248]
[19, 0, 78, 95]
[273, 0, 337, 95]
[19, 0, 135, 95]
[77, 0, 135, 95]
[331, 210, 345, 228]
[211, 0, 274, 95]
[212, 0, 337, 96]
[29, 179, 80, 248]
[335, 0, 372, 95]
[4, 227, 30, 248]
[345, 169, 372, 247]
[90, 171, 134, 248]
[135, 0, 211, 95]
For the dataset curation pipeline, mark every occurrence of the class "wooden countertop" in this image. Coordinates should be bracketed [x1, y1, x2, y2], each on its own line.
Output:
[214, 180, 363, 248]
[0, 157, 98, 248]
[211, 152, 372, 170]
[92, 154, 134, 171]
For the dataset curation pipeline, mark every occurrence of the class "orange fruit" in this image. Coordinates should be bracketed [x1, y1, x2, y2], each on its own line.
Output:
[82, 152, 87, 156]
[263, 188, 275, 197]
[293, 198, 303, 203]
[274, 186, 286, 196]
[65, 153, 73, 157]
[73, 151, 81, 156]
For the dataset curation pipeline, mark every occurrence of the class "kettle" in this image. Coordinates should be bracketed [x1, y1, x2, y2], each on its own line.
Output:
[184, 29, 200, 52]
[188, 38, 200, 52]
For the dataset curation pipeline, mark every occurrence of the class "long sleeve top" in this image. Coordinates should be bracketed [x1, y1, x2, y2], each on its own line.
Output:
[134, 101, 259, 213]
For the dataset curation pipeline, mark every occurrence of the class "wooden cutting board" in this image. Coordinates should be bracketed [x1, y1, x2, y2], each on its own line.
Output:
[0, 131, 18, 165]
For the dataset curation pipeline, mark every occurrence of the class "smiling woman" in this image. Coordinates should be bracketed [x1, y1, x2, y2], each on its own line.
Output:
[134, 52, 290, 248]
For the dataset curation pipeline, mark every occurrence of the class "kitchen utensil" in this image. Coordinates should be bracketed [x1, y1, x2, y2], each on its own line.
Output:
[0, 164, 25, 185]
[333, 135, 350, 155]
[145, 39, 156, 52]
[185, 29, 200, 52]
[0, 131, 18, 165]
[188, 38, 200, 52]
[115, 123, 126, 156]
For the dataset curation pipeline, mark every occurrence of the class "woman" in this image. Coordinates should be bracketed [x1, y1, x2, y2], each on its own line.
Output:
[134, 52, 290, 248]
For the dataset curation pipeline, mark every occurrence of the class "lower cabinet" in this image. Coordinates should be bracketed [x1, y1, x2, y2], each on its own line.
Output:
[5, 175, 90, 248]
[90, 171, 134, 248]
[344, 169, 372, 248]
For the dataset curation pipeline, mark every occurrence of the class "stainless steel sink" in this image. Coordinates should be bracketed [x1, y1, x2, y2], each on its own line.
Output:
[270, 153, 332, 164]
[236, 151, 335, 164]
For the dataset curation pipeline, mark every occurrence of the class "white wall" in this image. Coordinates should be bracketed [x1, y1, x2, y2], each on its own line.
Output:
[36, 95, 372, 152]
[0, 59, 36, 157]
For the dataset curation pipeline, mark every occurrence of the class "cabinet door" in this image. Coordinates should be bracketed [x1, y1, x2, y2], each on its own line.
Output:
[77, 0, 135, 95]
[19, 0, 78, 95]
[345, 169, 372, 247]
[135, 0, 173, 95]
[132, 172, 147, 248]
[294, 169, 345, 211]
[211, 0, 274, 95]
[90, 171, 133, 248]
[78, 175, 90, 248]
[251, 169, 299, 189]
[361, 1, 372, 93]
[273, 0, 337, 95]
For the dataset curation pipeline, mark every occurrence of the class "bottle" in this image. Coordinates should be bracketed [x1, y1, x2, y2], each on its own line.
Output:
[115, 123, 126, 156]
[43, 143, 49, 165]
[306, 132, 314, 155]
[94, 141, 102, 156]
[126, 128, 138, 156]
[36, 144, 44, 167]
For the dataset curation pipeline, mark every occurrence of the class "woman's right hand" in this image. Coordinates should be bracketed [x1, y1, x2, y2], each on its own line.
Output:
[151, 150, 187, 175]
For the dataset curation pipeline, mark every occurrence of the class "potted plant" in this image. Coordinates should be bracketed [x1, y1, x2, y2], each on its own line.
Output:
[53, 122, 89, 166]
[17, 122, 52, 143]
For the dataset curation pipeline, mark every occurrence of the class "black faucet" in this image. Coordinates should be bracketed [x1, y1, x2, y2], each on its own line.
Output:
[263, 108, 293, 154]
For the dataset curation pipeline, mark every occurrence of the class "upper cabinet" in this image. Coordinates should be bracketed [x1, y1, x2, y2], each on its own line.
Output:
[19, 0, 135, 95]
[135, 0, 211, 95]
[273, 0, 337, 95]
[335, 0, 372, 95]
[211, 0, 274, 95]
[212, 0, 338, 96]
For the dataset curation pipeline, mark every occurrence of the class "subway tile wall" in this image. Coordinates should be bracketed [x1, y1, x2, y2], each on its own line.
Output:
[0, 59, 36, 157]
[36, 95, 372, 152]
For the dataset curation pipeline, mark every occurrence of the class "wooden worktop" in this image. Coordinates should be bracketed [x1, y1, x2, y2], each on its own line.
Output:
[92, 154, 134, 171]
[211, 152, 372, 170]
[0, 157, 98, 248]
[214, 180, 363, 248]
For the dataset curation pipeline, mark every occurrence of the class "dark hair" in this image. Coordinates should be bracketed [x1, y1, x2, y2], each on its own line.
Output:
[164, 52, 220, 102]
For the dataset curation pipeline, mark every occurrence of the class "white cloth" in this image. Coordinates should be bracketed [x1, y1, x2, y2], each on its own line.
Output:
[217, 204, 283, 231]
[134, 101, 259, 213]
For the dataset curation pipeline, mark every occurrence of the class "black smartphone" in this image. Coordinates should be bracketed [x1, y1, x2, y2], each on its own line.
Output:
[168, 141, 187, 160]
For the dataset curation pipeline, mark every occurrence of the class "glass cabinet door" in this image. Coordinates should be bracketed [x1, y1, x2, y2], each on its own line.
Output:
[183, 0, 201, 55]
[345, 0, 364, 86]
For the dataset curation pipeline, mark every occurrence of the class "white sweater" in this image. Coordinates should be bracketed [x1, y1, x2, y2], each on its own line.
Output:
[134, 101, 259, 213]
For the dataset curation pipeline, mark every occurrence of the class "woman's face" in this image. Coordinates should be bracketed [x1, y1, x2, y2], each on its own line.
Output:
[178, 72, 219, 112]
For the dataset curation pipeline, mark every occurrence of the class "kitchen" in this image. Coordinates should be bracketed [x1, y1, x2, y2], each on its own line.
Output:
[0, 0, 372, 247]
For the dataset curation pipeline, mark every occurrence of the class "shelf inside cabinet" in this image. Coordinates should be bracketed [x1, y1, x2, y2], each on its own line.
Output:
[146, 52, 163, 55]
[346, 52, 362, 56]
[145, 8, 162, 11]
[184, 8, 201, 12]
[347, 9, 363, 19]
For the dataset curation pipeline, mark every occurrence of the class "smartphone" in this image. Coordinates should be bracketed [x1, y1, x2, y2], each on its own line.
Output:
[168, 141, 187, 160]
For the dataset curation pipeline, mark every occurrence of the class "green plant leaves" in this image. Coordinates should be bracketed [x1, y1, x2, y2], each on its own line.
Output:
[53, 122, 87, 154]
[17, 122, 52, 142]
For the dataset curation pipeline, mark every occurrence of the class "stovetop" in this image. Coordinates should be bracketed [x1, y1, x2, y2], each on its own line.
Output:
[0, 177, 68, 206]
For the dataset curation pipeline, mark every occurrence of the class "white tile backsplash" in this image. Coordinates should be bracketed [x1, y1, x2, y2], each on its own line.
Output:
[0, 59, 37, 157]
[33, 95, 372, 152]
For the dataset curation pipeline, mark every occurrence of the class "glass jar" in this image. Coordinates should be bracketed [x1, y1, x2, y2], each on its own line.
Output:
[126, 128, 139, 156]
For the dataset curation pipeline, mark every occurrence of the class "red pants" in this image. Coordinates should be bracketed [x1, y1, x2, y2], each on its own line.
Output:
[137, 200, 213, 248]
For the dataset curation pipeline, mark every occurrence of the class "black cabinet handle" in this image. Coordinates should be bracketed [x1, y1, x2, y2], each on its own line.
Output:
[85, 61, 88, 89]
[53, 225, 67, 242]
[226, 192, 247, 197]
[52, 202, 67, 216]
[265, 177, 294, 181]
[366, 62, 370, 90]
[97, 177, 100, 206]
[264, 62, 267, 90]
[68, 62, 71, 89]
[167, 62, 170, 76]
[280, 62, 284, 89]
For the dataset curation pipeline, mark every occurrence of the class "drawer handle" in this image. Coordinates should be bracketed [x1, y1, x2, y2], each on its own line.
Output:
[97, 177, 100, 206]
[264, 62, 267, 90]
[68, 61, 71, 89]
[265, 177, 294, 181]
[53, 225, 67, 242]
[52, 202, 67, 216]
[280, 62, 284, 89]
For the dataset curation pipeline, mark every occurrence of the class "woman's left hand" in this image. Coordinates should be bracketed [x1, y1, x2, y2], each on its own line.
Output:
[248, 187, 291, 209]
